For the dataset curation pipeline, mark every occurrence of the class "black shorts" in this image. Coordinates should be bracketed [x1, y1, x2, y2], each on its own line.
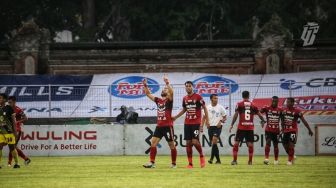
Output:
[282, 132, 297, 145]
[184, 124, 200, 140]
[208, 126, 222, 140]
[265, 131, 280, 144]
[153, 126, 174, 142]
[235, 129, 254, 143]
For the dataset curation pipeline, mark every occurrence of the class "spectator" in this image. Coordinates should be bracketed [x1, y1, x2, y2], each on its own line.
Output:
[116, 106, 138, 124]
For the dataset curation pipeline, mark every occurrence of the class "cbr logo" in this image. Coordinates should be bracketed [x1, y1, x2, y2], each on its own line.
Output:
[21, 131, 97, 140]
[193, 76, 238, 97]
[280, 78, 336, 90]
[109, 76, 160, 99]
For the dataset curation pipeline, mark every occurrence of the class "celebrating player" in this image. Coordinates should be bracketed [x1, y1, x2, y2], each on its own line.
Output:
[142, 75, 177, 168]
[282, 97, 313, 165]
[260, 96, 282, 165]
[0, 93, 20, 168]
[229, 91, 266, 165]
[173, 81, 209, 168]
[202, 94, 226, 164]
[7, 96, 31, 166]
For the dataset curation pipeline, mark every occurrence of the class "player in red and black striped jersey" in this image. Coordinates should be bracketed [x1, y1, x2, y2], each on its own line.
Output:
[173, 81, 210, 168]
[281, 97, 313, 165]
[229, 91, 265, 165]
[8, 96, 31, 166]
[260, 96, 282, 165]
[142, 75, 177, 168]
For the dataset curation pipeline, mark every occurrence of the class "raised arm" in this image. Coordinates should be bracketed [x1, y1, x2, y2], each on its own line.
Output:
[163, 74, 173, 101]
[142, 78, 156, 102]
[300, 115, 314, 136]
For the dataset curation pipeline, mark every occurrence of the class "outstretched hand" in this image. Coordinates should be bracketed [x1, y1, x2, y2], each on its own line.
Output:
[142, 78, 148, 86]
[163, 74, 169, 85]
[308, 130, 314, 136]
[229, 125, 233, 133]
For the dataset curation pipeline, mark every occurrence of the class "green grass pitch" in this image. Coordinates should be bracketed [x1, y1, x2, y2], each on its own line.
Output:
[1, 155, 335, 188]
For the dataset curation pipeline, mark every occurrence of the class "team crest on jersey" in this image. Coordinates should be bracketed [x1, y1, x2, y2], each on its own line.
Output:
[109, 76, 160, 99]
[192, 76, 238, 97]
[158, 103, 166, 111]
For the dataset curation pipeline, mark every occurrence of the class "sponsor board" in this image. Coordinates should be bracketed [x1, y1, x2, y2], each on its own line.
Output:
[2, 125, 124, 156]
[0, 71, 335, 118]
[3, 119, 326, 156]
[0, 75, 93, 101]
[315, 124, 336, 155]
[252, 95, 336, 115]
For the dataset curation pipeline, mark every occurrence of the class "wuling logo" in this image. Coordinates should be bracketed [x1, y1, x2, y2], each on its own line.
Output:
[192, 76, 238, 97]
[109, 76, 160, 99]
[21, 131, 97, 140]
[301, 22, 319, 47]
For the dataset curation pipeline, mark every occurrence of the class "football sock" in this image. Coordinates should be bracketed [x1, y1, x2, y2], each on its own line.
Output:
[210, 144, 216, 161]
[8, 150, 13, 164]
[186, 144, 193, 165]
[171, 148, 177, 165]
[149, 146, 157, 163]
[214, 144, 220, 162]
[265, 144, 271, 159]
[248, 145, 254, 162]
[274, 145, 279, 161]
[12, 149, 19, 165]
[288, 146, 295, 162]
[194, 142, 204, 157]
[233, 144, 239, 161]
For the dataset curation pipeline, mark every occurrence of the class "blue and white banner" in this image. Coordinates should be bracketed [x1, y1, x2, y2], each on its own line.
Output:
[0, 71, 335, 118]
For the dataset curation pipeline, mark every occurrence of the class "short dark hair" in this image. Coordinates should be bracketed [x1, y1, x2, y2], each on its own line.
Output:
[210, 94, 218, 100]
[242, 91, 249, 99]
[287, 97, 295, 103]
[184, 81, 193, 86]
[0, 93, 8, 100]
[272, 96, 279, 99]
[8, 96, 16, 101]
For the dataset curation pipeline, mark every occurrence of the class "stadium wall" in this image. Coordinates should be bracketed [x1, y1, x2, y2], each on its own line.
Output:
[3, 115, 335, 157]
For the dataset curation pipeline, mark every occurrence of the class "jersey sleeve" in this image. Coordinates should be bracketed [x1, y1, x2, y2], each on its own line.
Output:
[154, 97, 159, 104]
[17, 108, 25, 117]
[296, 109, 303, 118]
